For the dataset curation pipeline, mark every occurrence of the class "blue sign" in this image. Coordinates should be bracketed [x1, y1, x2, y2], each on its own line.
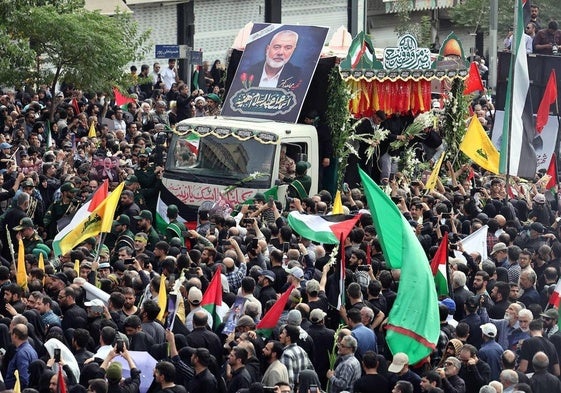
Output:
[155, 45, 180, 59]
[190, 50, 203, 65]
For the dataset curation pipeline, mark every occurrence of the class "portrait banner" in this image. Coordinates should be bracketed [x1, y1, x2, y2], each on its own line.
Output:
[223, 24, 329, 123]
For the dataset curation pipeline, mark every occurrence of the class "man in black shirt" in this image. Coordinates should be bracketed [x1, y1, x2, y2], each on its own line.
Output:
[187, 348, 218, 393]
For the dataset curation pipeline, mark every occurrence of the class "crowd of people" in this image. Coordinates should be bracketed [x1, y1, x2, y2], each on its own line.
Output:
[0, 47, 559, 393]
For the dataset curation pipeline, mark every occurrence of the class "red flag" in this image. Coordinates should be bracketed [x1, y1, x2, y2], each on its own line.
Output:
[466, 167, 475, 182]
[57, 365, 67, 393]
[90, 180, 109, 210]
[547, 153, 558, 190]
[113, 87, 136, 107]
[463, 62, 485, 95]
[536, 69, 557, 134]
[549, 278, 561, 308]
[70, 98, 81, 115]
[256, 285, 295, 337]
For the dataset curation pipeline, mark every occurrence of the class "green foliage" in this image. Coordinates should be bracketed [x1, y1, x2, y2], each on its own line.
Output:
[326, 68, 353, 187]
[450, 0, 561, 34]
[441, 78, 471, 170]
[0, 0, 149, 117]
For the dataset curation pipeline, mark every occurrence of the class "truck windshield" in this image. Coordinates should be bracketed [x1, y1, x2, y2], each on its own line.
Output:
[168, 132, 275, 180]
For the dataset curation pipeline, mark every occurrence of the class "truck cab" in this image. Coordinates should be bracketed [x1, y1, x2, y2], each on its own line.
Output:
[163, 116, 318, 223]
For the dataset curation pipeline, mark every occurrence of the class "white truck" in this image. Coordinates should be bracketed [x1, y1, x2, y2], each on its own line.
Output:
[161, 116, 319, 224]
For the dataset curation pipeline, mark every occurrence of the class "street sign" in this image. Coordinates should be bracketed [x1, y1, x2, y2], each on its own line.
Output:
[155, 44, 190, 59]
[189, 50, 203, 65]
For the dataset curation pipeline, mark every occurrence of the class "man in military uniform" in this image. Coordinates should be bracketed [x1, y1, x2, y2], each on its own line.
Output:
[14, 217, 43, 255]
[124, 175, 146, 210]
[165, 204, 185, 244]
[117, 189, 140, 233]
[133, 210, 160, 251]
[287, 161, 312, 200]
[134, 150, 162, 213]
[20, 178, 44, 227]
[111, 214, 135, 262]
[1, 193, 29, 261]
[43, 182, 79, 239]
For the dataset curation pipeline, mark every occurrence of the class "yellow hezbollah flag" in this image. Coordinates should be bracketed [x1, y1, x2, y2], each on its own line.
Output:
[38, 252, 45, 285]
[88, 121, 96, 138]
[157, 275, 167, 322]
[56, 182, 125, 256]
[17, 239, 27, 289]
[425, 152, 446, 191]
[332, 190, 343, 214]
[460, 115, 500, 174]
[14, 369, 21, 393]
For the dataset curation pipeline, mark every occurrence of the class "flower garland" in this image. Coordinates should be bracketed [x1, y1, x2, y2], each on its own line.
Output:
[327, 68, 354, 187]
[442, 78, 470, 170]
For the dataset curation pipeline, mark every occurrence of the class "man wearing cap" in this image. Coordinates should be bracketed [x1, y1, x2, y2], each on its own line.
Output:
[165, 204, 185, 243]
[205, 93, 222, 116]
[124, 175, 146, 209]
[44, 182, 79, 239]
[111, 214, 135, 259]
[287, 161, 312, 199]
[479, 323, 503, 381]
[1, 192, 29, 261]
[514, 222, 547, 251]
[185, 286, 213, 332]
[134, 149, 161, 213]
[306, 308, 334, 388]
[134, 210, 160, 251]
[490, 242, 508, 267]
[14, 217, 43, 255]
[257, 269, 277, 305]
[540, 308, 559, 338]
[388, 352, 422, 393]
[285, 265, 305, 293]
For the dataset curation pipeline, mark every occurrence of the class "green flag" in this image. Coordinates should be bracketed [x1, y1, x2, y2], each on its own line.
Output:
[358, 167, 439, 365]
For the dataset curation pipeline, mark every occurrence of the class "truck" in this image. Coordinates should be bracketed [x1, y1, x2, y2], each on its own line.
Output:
[160, 116, 319, 225]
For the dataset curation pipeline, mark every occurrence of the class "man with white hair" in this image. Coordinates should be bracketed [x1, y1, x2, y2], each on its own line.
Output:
[452, 270, 474, 321]
[490, 303, 523, 350]
[499, 369, 518, 393]
[327, 335, 361, 393]
[507, 308, 532, 351]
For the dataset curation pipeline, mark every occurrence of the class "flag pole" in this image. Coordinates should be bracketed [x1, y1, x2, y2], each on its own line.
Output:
[503, 0, 523, 198]
[93, 232, 107, 264]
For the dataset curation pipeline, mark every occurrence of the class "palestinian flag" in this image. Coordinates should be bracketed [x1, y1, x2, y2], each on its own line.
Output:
[256, 285, 295, 338]
[359, 167, 439, 365]
[430, 233, 449, 297]
[201, 266, 229, 331]
[155, 187, 190, 235]
[287, 211, 361, 244]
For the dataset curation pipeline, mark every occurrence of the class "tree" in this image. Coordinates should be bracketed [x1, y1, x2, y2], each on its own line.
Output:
[0, 0, 149, 118]
[450, 0, 561, 34]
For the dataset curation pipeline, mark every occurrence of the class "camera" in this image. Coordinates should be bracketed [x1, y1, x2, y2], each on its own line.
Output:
[221, 239, 231, 246]
[180, 247, 188, 255]
[357, 265, 370, 271]
[309, 385, 318, 393]
[54, 348, 61, 363]
[450, 243, 458, 250]
[123, 258, 134, 264]
[115, 339, 124, 353]
[283, 242, 290, 252]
